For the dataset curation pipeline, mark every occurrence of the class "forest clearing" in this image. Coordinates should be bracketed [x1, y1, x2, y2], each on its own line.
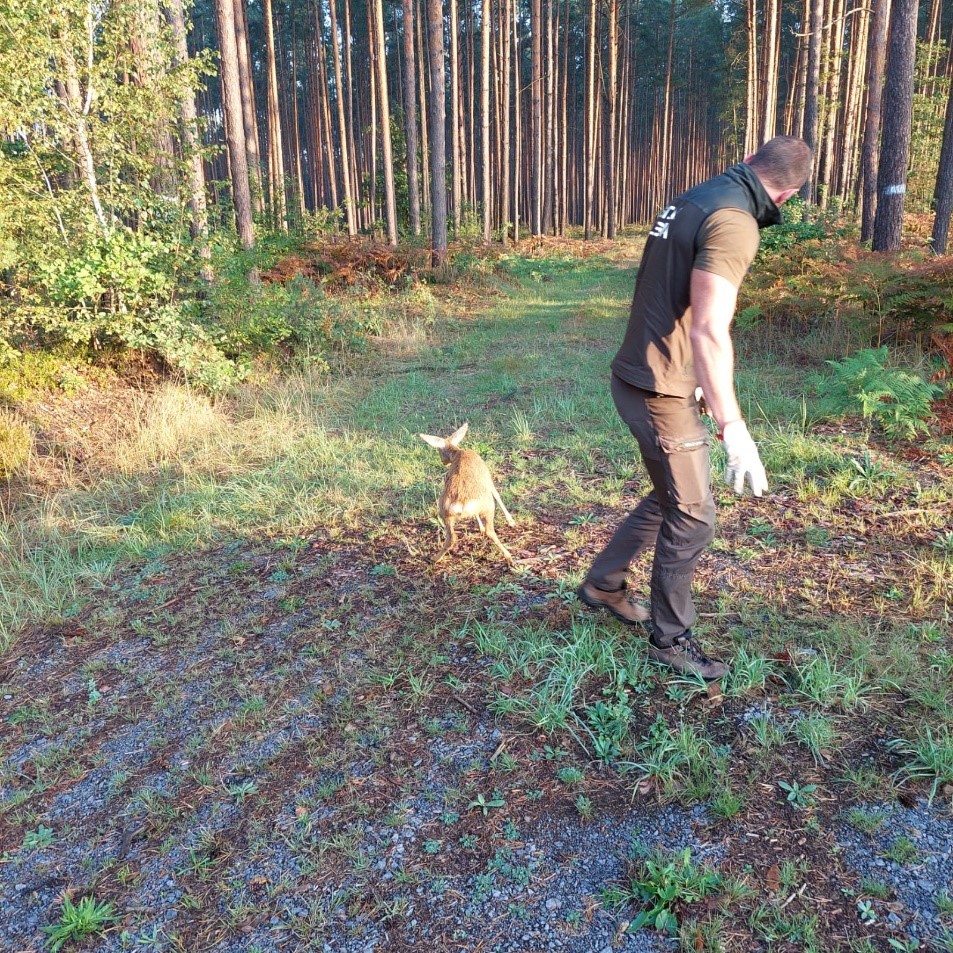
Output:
[1, 235, 952, 951]
[2, 0, 953, 949]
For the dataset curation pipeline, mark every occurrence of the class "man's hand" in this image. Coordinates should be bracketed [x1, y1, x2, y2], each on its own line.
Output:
[721, 420, 768, 496]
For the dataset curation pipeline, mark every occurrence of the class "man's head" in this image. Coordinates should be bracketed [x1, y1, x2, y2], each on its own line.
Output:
[744, 136, 812, 205]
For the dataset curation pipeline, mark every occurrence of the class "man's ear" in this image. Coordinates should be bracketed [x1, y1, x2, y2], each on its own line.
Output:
[777, 187, 799, 205]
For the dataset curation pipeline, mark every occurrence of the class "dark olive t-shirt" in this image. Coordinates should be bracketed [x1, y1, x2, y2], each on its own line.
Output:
[611, 166, 773, 398]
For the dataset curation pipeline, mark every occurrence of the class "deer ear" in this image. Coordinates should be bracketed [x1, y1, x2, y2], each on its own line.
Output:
[448, 422, 469, 447]
[419, 433, 446, 450]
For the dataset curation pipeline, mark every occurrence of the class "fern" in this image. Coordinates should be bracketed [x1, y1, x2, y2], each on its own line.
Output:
[813, 346, 944, 439]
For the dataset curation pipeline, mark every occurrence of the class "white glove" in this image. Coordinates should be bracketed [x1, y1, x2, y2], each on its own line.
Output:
[721, 420, 768, 497]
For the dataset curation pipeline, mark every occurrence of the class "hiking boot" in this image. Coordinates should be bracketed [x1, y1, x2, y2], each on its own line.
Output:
[577, 580, 650, 625]
[648, 631, 728, 681]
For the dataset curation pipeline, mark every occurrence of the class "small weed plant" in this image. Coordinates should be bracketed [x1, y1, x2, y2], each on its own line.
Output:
[42, 895, 118, 951]
[611, 846, 722, 935]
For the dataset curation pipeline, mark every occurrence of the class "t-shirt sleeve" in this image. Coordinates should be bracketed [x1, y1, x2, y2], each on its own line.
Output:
[693, 208, 761, 287]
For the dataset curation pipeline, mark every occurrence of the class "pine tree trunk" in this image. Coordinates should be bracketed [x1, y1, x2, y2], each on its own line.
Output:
[372, 0, 399, 243]
[836, 0, 869, 200]
[417, 0, 431, 214]
[427, 0, 448, 263]
[860, 0, 891, 240]
[799, 0, 823, 203]
[746, 0, 758, 154]
[289, 9, 307, 221]
[818, 0, 845, 206]
[931, 81, 953, 252]
[584, 0, 597, 239]
[233, 0, 263, 214]
[313, 0, 339, 209]
[481, 0, 492, 241]
[760, 0, 780, 142]
[402, 0, 422, 235]
[500, 0, 511, 234]
[530, 0, 543, 234]
[342, 0, 362, 225]
[327, 0, 358, 235]
[604, 0, 618, 238]
[872, 0, 919, 251]
[449, 0, 462, 231]
[512, 0, 521, 241]
[542, 0, 555, 233]
[214, 0, 255, 248]
[263, 0, 287, 230]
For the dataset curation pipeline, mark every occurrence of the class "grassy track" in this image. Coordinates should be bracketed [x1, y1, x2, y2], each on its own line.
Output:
[1, 246, 952, 952]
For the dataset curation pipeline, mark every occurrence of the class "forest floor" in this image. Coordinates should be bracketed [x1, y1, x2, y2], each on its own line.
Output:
[2, 242, 953, 953]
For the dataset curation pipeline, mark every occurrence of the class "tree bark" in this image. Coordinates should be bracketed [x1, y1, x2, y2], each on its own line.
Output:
[605, 0, 619, 238]
[372, 0, 399, 243]
[214, 0, 255, 248]
[327, 0, 358, 235]
[799, 0, 823, 203]
[233, 0, 263, 214]
[512, 0, 521, 241]
[932, 81, 953, 252]
[426, 0, 448, 263]
[402, 0, 422, 235]
[263, 0, 287, 230]
[481, 0, 492, 241]
[860, 0, 891, 241]
[584, 0, 597, 238]
[530, 0, 543, 234]
[449, 0, 462, 231]
[872, 0, 919, 251]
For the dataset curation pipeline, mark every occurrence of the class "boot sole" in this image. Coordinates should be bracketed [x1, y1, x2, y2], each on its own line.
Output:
[576, 585, 649, 625]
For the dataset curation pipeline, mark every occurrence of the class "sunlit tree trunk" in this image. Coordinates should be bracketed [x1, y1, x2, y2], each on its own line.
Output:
[427, 0, 448, 262]
[746, 0, 758, 154]
[512, 0, 521, 241]
[327, 0, 357, 235]
[481, 0, 492, 240]
[372, 0, 398, 243]
[214, 0, 254, 248]
[417, 0, 431, 214]
[584, 0, 597, 238]
[449, 0, 462, 231]
[530, 0, 543, 234]
[233, 0, 263, 214]
[872, 0, 919, 251]
[799, 0, 823, 203]
[263, 0, 287, 230]
[931, 81, 953, 252]
[604, 0, 618, 238]
[402, 0, 422, 235]
[860, 0, 891, 240]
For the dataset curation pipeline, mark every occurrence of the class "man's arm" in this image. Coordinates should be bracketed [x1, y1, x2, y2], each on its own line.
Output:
[688, 267, 742, 431]
[690, 267, 768, 496]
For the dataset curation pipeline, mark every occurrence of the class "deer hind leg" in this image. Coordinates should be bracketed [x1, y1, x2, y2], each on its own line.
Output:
[481, 508, 514, 564]
[433, 515, 458, 564]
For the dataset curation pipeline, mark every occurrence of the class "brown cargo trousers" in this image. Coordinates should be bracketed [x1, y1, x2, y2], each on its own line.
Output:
[585, 374, 716, 647]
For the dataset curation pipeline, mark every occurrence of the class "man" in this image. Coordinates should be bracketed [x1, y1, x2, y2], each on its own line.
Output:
[577, 136, 812, 681]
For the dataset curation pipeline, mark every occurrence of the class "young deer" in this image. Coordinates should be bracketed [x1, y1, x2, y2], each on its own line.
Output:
[419, 423, 515, 565]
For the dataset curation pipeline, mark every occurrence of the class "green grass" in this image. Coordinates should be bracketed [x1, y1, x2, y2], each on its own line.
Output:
[2, 241, 952, 950]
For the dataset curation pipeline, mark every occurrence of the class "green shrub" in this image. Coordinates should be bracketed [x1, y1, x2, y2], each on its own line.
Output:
[812, 346, 944, 439]
[757, 197, 829, 255]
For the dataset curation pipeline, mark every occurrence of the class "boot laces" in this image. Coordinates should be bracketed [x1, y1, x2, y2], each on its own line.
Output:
[672, 633, 710, 665]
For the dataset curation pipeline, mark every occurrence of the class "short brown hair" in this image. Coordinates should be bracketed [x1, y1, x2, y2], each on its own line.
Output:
[747, 136, 812, 191]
